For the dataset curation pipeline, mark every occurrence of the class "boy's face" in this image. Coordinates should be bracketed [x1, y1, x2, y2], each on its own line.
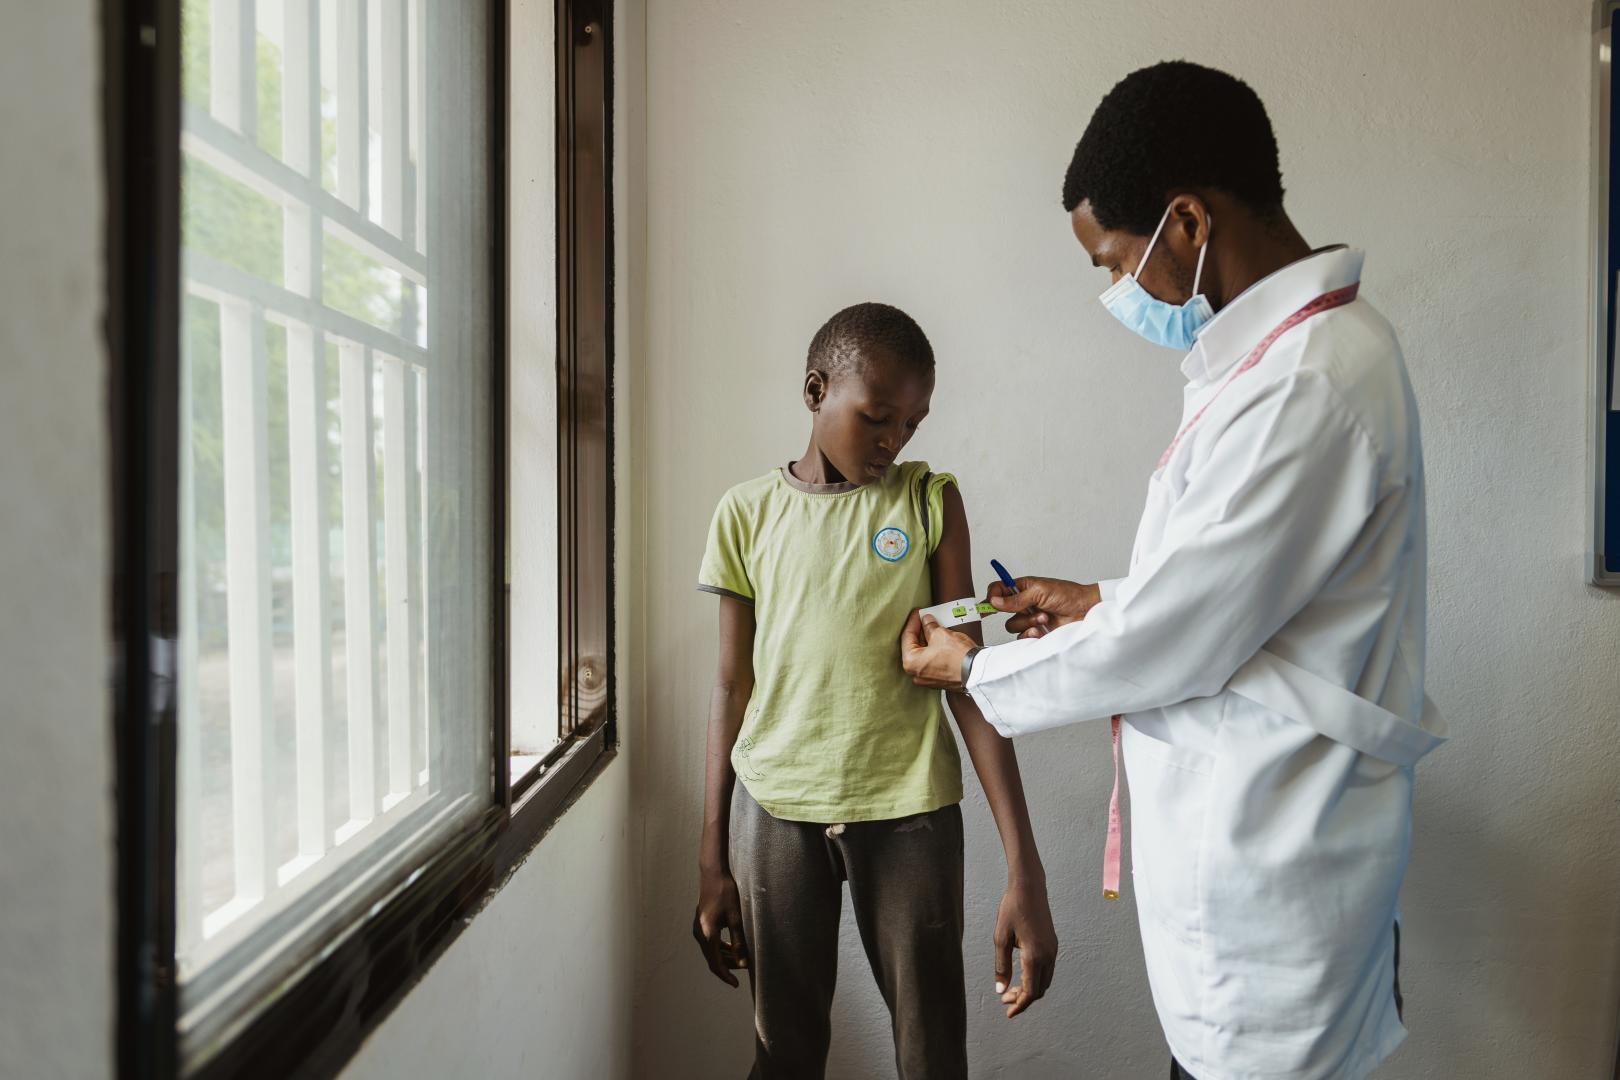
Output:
[805, 351, 934, 485]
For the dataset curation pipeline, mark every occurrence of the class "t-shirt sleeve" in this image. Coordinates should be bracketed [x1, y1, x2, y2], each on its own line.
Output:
[920, 468, 958, 558]
[697, 492, 754, 604]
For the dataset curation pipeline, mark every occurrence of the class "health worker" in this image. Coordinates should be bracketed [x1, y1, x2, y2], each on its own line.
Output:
[901, 61, 1446, 1080]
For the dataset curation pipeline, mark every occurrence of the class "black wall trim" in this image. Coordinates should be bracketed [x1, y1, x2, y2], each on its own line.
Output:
[108, 0, 182, 1075]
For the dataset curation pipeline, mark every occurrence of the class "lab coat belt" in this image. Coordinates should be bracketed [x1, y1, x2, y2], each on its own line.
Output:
[1226, 649, 1447, 768]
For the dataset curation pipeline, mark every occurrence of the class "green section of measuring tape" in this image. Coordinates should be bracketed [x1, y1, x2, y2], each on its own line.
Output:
[976, 602, 997, 615]
[950, 602, 1001, 618]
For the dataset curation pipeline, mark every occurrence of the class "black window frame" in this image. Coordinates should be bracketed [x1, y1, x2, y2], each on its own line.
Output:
[107, 0, 616, 1076]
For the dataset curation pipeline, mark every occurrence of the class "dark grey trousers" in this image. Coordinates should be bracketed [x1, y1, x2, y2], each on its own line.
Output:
[729, 781, 967, 1080]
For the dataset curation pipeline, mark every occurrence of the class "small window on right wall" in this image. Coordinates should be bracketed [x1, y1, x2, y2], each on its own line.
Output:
[1591, 0, 1620, 585]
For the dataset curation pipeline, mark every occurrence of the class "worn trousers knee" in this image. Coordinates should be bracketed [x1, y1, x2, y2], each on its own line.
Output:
[729, 782, 966, 1080]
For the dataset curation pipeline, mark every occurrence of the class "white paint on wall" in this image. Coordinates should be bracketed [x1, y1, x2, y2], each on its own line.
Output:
[343, 758, 634, 1080]
[631, 2, 1620, 1077]
[0, 2, 114, 1079]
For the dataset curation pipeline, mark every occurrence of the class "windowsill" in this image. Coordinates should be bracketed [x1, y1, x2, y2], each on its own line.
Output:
[487, 728, 617, 892]
[507, 724, 609, 823]
[509, 752, 544, 787]
[509, 732, 615, 839]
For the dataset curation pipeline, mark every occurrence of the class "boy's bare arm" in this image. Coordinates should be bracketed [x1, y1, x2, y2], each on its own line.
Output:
[930, 482, 1058, 1019]
[692, 595, 755, 988]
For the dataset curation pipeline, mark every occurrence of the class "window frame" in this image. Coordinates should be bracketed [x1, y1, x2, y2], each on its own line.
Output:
[108, 0, 616, 1076]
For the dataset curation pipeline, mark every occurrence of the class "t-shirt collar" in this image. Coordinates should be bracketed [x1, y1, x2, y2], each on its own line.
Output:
[1180, 246, 1364, 386]
[780, 461, 860, 494]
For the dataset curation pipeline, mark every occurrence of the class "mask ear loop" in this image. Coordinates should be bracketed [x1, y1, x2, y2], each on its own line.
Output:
[1191, 213, 1213, 296]
[1134, 204, 1173, 279]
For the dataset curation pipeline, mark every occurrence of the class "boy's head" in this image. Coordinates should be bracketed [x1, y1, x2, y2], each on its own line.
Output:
[802, 302, 934, 486]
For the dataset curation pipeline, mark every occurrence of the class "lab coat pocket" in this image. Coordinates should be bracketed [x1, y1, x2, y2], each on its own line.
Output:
[1122, 720, 1213, 946]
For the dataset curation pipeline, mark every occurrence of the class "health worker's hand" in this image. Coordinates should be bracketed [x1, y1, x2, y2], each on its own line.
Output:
[987, 576, 1102, 639]
[994, 878, 1058, 1018]
[899, 610, 975, 690]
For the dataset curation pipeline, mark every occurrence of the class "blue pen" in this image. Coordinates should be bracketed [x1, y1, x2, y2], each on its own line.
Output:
[991, 558, 1042, 634]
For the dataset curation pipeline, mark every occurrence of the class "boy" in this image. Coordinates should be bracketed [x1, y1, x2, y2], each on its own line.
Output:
[692, 302, 1057, 1079]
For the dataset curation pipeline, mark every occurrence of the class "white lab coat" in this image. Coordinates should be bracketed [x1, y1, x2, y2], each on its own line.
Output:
[967, 248, 1445, 1080]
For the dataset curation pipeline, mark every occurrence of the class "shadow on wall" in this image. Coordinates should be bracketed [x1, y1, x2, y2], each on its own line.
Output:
[1397, 746, 1620, 1078]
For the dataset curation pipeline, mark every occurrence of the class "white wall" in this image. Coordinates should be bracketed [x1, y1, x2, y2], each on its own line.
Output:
[0, 2, 115, 1078]
[343, 759, 633, 1080]
[631, 1, 1620, 1077]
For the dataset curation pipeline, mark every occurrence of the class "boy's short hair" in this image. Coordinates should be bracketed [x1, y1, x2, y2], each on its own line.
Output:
[806, 302, 934, 378]
[1061, 60, 1285, 234]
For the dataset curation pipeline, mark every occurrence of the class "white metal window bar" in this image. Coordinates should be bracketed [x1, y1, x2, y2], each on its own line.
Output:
[177, 0, 438, 976]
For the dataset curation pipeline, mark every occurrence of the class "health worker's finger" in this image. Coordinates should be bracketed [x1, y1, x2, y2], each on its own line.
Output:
[1003, 609, 1039, 634]
[988, 577, 1042, 613]
[899, 609, 927, 654]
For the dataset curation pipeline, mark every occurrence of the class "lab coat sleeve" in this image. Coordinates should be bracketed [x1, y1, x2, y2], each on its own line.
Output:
[1097, 578, 1123, 602]
[968, 370, 1385, 738]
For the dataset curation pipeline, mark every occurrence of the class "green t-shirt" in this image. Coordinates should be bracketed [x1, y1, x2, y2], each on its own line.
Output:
[698, 460, 963, 822]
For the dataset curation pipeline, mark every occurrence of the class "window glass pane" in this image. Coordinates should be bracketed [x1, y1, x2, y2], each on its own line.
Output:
[322, 227, 413, 339]
[176, 0, 492, 1043]
[182, 154, 285, 286]
[508, 0, 559, 775]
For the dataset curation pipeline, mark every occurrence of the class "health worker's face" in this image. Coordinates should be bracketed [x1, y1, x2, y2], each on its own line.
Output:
[1071, 198, 1199, 304]
[805, 356, 933, 485]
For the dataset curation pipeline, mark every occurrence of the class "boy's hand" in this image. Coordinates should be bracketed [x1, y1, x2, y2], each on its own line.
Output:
[899, 610, 976, 689]
[692, 870, 749, 988]
[987, 577, 1102, 639]
[994, 878, 1058, 1018]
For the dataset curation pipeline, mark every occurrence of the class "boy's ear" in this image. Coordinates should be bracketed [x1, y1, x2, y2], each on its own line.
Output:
[803, 369, 829, 413]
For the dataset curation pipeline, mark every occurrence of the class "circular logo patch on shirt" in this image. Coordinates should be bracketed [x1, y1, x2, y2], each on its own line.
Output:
[872, 526, 910, 562]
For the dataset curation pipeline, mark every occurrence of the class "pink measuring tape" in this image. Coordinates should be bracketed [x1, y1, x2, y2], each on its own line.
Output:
[1103, 715, 1124, 899]
[1102, 281, 1360, 901]
[1157, 282, 1360, 470]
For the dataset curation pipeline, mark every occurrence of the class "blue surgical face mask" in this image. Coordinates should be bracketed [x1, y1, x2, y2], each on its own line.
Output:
[1098, 204, 1213, 350]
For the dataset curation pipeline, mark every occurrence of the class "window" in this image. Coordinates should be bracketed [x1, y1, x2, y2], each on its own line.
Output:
[509, 0, 614, 804]
[173, 0, 495, 1027]
[109, 0, 615, 1075]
